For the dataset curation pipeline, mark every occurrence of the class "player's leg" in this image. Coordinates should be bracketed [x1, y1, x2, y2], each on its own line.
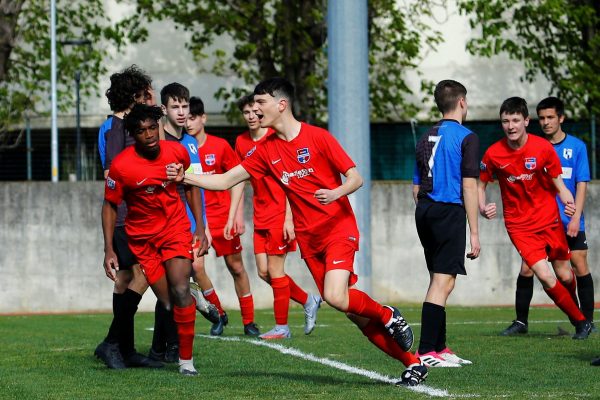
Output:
[568, 232, 594, 323]
[192, 252, 228, 335]
[254, 230, 270, 283]
[223, 251, 259, 336]
[552, 259, 579, 307]
[259, 253, 292, 339]
[501, 260, 533, 336]
[164, 256, 198, 376]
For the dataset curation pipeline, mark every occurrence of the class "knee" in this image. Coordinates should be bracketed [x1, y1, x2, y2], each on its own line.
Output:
[192, 259, 206, 274]
[227, 262, 246, 278]
[323, 288, 347, 311]
[169, 282, 190, 305]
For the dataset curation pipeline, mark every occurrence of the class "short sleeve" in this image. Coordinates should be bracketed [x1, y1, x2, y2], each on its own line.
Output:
[461, 133, 480, 178]
[319, 131, 355, 174]
[105, 127, 126, 171]
[234, 136, 244, 163]
[574, 140, 591, 183]
[241, 143, 269, 180]
[413, 161, 421, 185]
[479, 150, 494, 183]
[104, 166, 124, 206]
[544, 143, 563, 178]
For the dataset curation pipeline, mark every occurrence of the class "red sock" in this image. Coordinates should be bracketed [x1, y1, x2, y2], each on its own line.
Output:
[271, 276, 290, 325]
[544, 281, 585, 322]
[239, 294, 255, 325]
[287, 275, 308, 305]
[360, 319, 419, 367]
[173, 301, 196, 360]
[203, 288, 225, 316]
[347, 288, 392, 324]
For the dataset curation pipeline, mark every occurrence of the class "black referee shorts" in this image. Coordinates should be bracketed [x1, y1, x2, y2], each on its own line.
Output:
[112, 226, 138, 270]
[415, 198, 467, 275]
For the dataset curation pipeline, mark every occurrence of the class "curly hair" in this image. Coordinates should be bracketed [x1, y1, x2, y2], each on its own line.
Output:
[123, 104, 163, 135]
[105, 65, 152, 112]
[236, 94, 255, 111]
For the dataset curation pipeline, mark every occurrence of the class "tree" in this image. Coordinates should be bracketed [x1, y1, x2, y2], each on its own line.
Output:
[123, 0, 446, 124]
[0, 0, 142, 150]
[458, 0, 600, 119]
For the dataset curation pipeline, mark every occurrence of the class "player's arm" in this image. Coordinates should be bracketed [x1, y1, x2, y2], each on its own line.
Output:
[463, 177, 480, 259]
[185, 186, 209, 256]
[412, 185, 419, 205]
[224, 182, 245, 240]
[478, 180, 497, 219]
[566, 181, 587, 237]
[167, 163, 251, 190]
[314, 167, 363, 205]
[283, 196, 295, 242]
[101, 200, 119, 281]
[552, 176, 575, 217]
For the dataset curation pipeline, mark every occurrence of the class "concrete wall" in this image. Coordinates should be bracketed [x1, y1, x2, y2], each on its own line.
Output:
[1, 181, 598, 313]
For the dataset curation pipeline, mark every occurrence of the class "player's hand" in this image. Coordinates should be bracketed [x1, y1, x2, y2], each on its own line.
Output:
[283, 218, 295, 242]
[566, 216, 579, 237]
[314, 188, 339, 205]
[205, 226, 213, 248]
[466, 232, 480, 260]
[563, 201, 576, 218]
[166, 163, 184, 182]
[192, 230, 209, 257]
[223, 219, 235, 240]
[480, 203, 496, 219]
[234, 214, 245, 236]
[144, 87, 157, 106]
[103, 250, 119, 281]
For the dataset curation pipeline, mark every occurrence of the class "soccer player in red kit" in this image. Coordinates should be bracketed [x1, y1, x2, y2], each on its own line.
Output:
[167, 77, 427, 386]
[186, 96, 259, 337]
[102, 104, 200, 375]
[233, 94, 321, 339]
[478, 97, 592, 339]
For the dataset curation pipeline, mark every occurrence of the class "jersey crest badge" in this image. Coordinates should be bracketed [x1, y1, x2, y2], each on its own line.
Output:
[205, 154, 216, 166]
[106, 176, 116, 190]
[297, 147, 310, 163]
[187, 143, 198, 155]
[480, 161, 487, 171]
[524, 157, 536, 170]
[563, 148, 572, 160]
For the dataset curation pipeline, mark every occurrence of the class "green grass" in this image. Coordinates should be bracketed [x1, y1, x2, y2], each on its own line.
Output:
[0, 305, 598, 399]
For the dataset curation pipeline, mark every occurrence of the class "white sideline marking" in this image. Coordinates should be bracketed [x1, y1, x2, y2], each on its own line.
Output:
[198, 334, 463, 397]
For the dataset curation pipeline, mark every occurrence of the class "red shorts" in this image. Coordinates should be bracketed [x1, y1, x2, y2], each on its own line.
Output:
[253, 228, 297, 255]
[509, 224, 571, 267]
[303, 239, 358, 296]
[128, 228, 193, 285]
[209, 225, 242, 257]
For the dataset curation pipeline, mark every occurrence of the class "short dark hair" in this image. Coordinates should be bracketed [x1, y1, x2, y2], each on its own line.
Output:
[189, 96, 205, 116]
[105, 65, 152, 112]
[160, 82, 190, 105]
[237, 94, 255, 111]
[123, 104, 163, 135]
[536, 96, 565, 117]
[434, 80, 467, 114]
[500, 97, 529, 118]
[253, 77, 295, 106]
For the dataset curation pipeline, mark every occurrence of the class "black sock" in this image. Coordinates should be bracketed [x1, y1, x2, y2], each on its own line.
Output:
[164, 307, 179, 348]
[418, 302, 444, 355]
[434, 307, 447, 353]
[515, 274, 534, 325]
[104, 293, 124, 344]
[119, 289, 142, 356]
[152, 300, 168, 353]
[577, 274, 595, 321]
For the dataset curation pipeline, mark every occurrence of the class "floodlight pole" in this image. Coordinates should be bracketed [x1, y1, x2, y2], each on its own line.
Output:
[50, 0, 58, 182]
[327, 0, 372, 293]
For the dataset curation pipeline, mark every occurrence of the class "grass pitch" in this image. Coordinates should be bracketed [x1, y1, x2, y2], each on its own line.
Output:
[0, 305, 598, 399]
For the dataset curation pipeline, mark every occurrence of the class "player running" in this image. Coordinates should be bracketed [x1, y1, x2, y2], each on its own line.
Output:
[167, 77, 426, 387]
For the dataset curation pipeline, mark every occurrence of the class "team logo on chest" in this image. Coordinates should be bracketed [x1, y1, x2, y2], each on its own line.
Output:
[524, 157, 536, 170]
[205, 154, 216, 166]
[297, 147, 310, 163]
[563, 148, 573, 160]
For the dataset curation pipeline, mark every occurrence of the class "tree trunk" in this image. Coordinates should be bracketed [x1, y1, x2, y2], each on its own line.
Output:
[0, 0, 25, 82]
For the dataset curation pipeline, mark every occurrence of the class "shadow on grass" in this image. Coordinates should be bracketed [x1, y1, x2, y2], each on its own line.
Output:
[226, 371, 383, 386]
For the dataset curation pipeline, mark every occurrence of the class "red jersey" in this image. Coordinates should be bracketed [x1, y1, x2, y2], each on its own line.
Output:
[104, 141, 191, 240]
[480, 134, 563, 233]
[241, 123, 358, 240]
[197, 134, 239, 226]
[235, 128, 287, 229]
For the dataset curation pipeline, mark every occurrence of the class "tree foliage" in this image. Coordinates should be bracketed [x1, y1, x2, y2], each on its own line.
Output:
[0, 0, 141, 149]
[459, 0, 600, 118]
[124, 0, 446, 123]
